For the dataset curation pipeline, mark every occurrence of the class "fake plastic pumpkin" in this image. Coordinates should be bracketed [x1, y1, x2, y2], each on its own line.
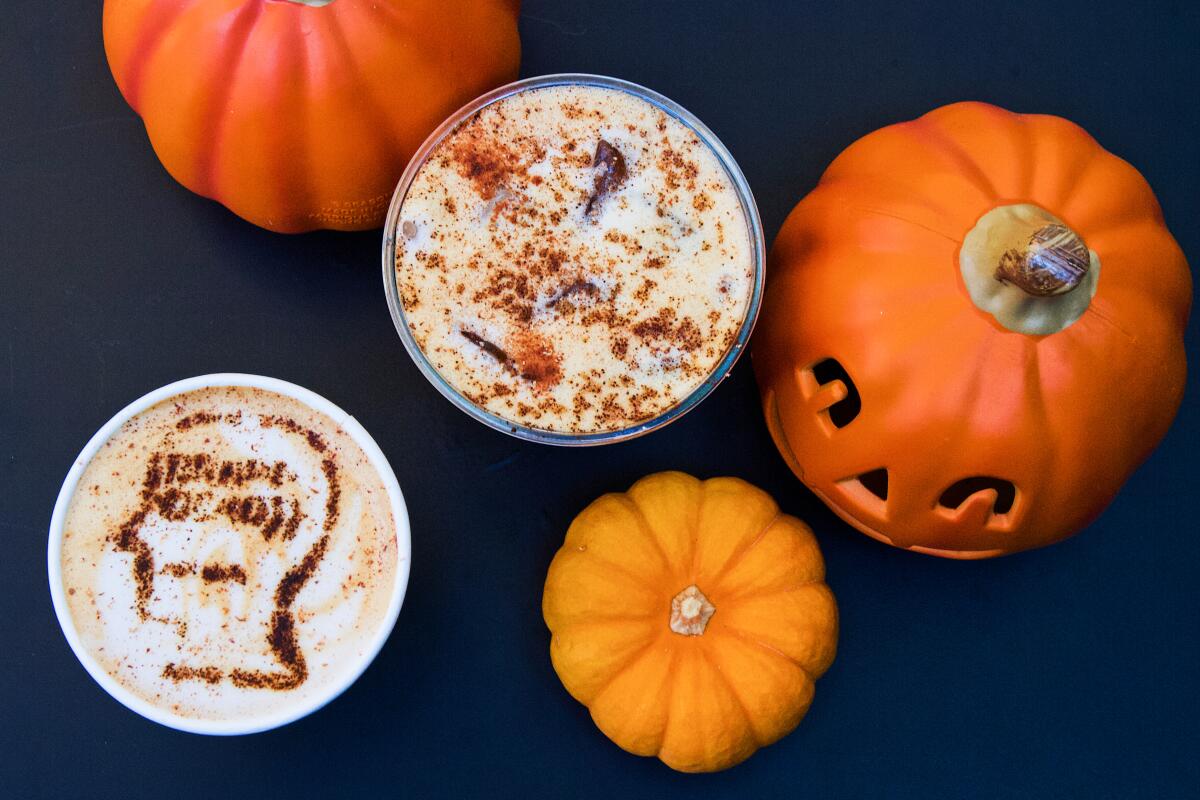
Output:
[543, 472, 838, 772]
[102, 0, 521, 232]
[755, 102, 1191, 559]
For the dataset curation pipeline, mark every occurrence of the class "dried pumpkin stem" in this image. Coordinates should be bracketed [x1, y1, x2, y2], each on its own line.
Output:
[994, 223, 1090, 296]
[959, 203, 1100, 336]
[670, 585, 715, 636]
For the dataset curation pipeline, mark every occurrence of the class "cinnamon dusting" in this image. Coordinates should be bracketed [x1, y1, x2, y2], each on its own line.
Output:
[393, 84, 754, 433]
[111, 406, 343, 693]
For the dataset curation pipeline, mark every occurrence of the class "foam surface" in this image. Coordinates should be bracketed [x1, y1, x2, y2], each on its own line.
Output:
[394, 84, 754, 433]
[60, 386, 399, 721]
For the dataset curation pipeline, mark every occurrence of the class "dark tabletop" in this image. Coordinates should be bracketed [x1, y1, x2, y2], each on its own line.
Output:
[3, 1, 1198, 797]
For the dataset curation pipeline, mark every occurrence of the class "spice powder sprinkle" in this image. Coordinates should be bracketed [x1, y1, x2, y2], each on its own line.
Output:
[394, 83, 754, 434]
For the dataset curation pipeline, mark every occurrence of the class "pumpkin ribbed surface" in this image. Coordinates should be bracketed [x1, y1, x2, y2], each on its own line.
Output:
[543, 472, 838, 773]
[103, 0, 521, 232]
[755, 102, 1191, 558]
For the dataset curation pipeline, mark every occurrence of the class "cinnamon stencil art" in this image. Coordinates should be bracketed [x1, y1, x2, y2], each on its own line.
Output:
[110, 410, 341, 691]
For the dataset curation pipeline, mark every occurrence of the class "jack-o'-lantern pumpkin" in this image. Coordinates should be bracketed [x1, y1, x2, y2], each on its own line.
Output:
[755, 102, 1190, 558]
[103, 0, 521, 232]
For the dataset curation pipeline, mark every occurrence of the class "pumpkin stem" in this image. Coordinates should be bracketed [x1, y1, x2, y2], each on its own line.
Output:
[994, 223, 1090, 296]
[959, 204, 1100, 335]
[670, 585, 715, 636]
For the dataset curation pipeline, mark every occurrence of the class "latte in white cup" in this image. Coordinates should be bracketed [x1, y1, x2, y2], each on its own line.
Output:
[47, 375, 410, 734]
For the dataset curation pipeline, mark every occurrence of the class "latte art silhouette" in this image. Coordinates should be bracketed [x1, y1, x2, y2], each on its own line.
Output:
[59, 385, 400, 722]
[111, 410, 341, 692]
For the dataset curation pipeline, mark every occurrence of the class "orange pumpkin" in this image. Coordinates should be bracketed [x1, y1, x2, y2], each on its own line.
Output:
[755, 102, 1191, 559]
[543, 472, 838, 772]
[103, 0, 521, 233]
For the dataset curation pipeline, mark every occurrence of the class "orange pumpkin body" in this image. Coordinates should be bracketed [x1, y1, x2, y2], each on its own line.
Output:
[756, 102, 1191, 558]
[103, 0, 521, 232]
[543, 472, 838, 772]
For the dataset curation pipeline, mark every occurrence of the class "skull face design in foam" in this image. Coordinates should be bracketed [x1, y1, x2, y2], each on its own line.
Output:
[110, 410, 340, 691]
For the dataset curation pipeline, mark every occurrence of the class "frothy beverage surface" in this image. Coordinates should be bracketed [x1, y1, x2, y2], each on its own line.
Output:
[60, 386, 399, 721]
[394, 84, 754, 433]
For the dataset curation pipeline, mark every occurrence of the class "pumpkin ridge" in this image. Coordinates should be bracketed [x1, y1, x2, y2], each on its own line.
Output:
[588, 636, 675, 739]
[588, 630, 670, 699]
[113, 0, 196, 110]
[369, 0, 471, 80]
[650, 647, 680, 760]
[191, 1, 265, 199]
[612, 495, 674, 575]
[1022, 339, 1052, 438]
[555, 551, 660, 598]
[1050, 142, 1106, 221]
[1011, 115, 1038, 201]
[689, 486, 704, 580]
[695, 645, 761, 748]
[910, 114, 1001, 202]
[1083, 301, 1139, 343]
[1011, 340, 1051, 530]
[814, 175, 963, 236]
[721, 625, 818, 684]
[363, 0, 423, 43]
[622, 494, 684, 577]
[707, 510, 781, 586]
[322, 5, 409, 154]
[277, 16, 316, 226]
[716, 580, 825, 606]
[1022, 117, 1104, 212]
[844, 202, 963, 244]
[552, 612, 659, 633]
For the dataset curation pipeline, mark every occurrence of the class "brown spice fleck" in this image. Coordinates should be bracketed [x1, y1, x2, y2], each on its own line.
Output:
[200, 563, 247, 584]
[450, 118, 525, 200]
[632, 307, 703, 353]
[163, 664, 222, 684]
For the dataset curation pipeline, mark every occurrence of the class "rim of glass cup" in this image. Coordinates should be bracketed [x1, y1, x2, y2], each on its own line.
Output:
[46, 373, 412, 735]
[382, 73, 766, 446]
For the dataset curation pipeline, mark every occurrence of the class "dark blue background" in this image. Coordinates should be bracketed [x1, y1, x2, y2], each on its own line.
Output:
[2, 1, 1197, 797]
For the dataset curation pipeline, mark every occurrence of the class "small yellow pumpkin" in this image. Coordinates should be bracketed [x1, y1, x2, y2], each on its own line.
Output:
[543, 472, 838, 773]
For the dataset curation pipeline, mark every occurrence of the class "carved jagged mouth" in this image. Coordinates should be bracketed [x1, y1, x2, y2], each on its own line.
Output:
[766, 390, 1004, 558]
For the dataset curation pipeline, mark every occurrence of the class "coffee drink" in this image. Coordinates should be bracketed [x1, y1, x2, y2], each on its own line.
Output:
[58, 385, 400, 722]
[392, 80, 757, 435]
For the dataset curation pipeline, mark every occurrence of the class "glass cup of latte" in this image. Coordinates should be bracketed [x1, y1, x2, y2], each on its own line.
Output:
[383, 74, 765, 445]
[47, 374, 411, 734]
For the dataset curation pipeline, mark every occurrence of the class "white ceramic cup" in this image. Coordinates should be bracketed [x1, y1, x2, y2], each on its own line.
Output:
[46, 373, 411, 735]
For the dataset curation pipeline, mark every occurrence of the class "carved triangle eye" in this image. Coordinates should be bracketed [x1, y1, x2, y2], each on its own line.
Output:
[836, 468, 889, 519]
[808, 358, 861, 428]
[855, 468, 889, 501]
[938, 477, 1016, 515]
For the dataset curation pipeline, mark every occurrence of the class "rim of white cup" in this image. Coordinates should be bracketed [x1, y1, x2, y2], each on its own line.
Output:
[46, 373, 412, 735]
